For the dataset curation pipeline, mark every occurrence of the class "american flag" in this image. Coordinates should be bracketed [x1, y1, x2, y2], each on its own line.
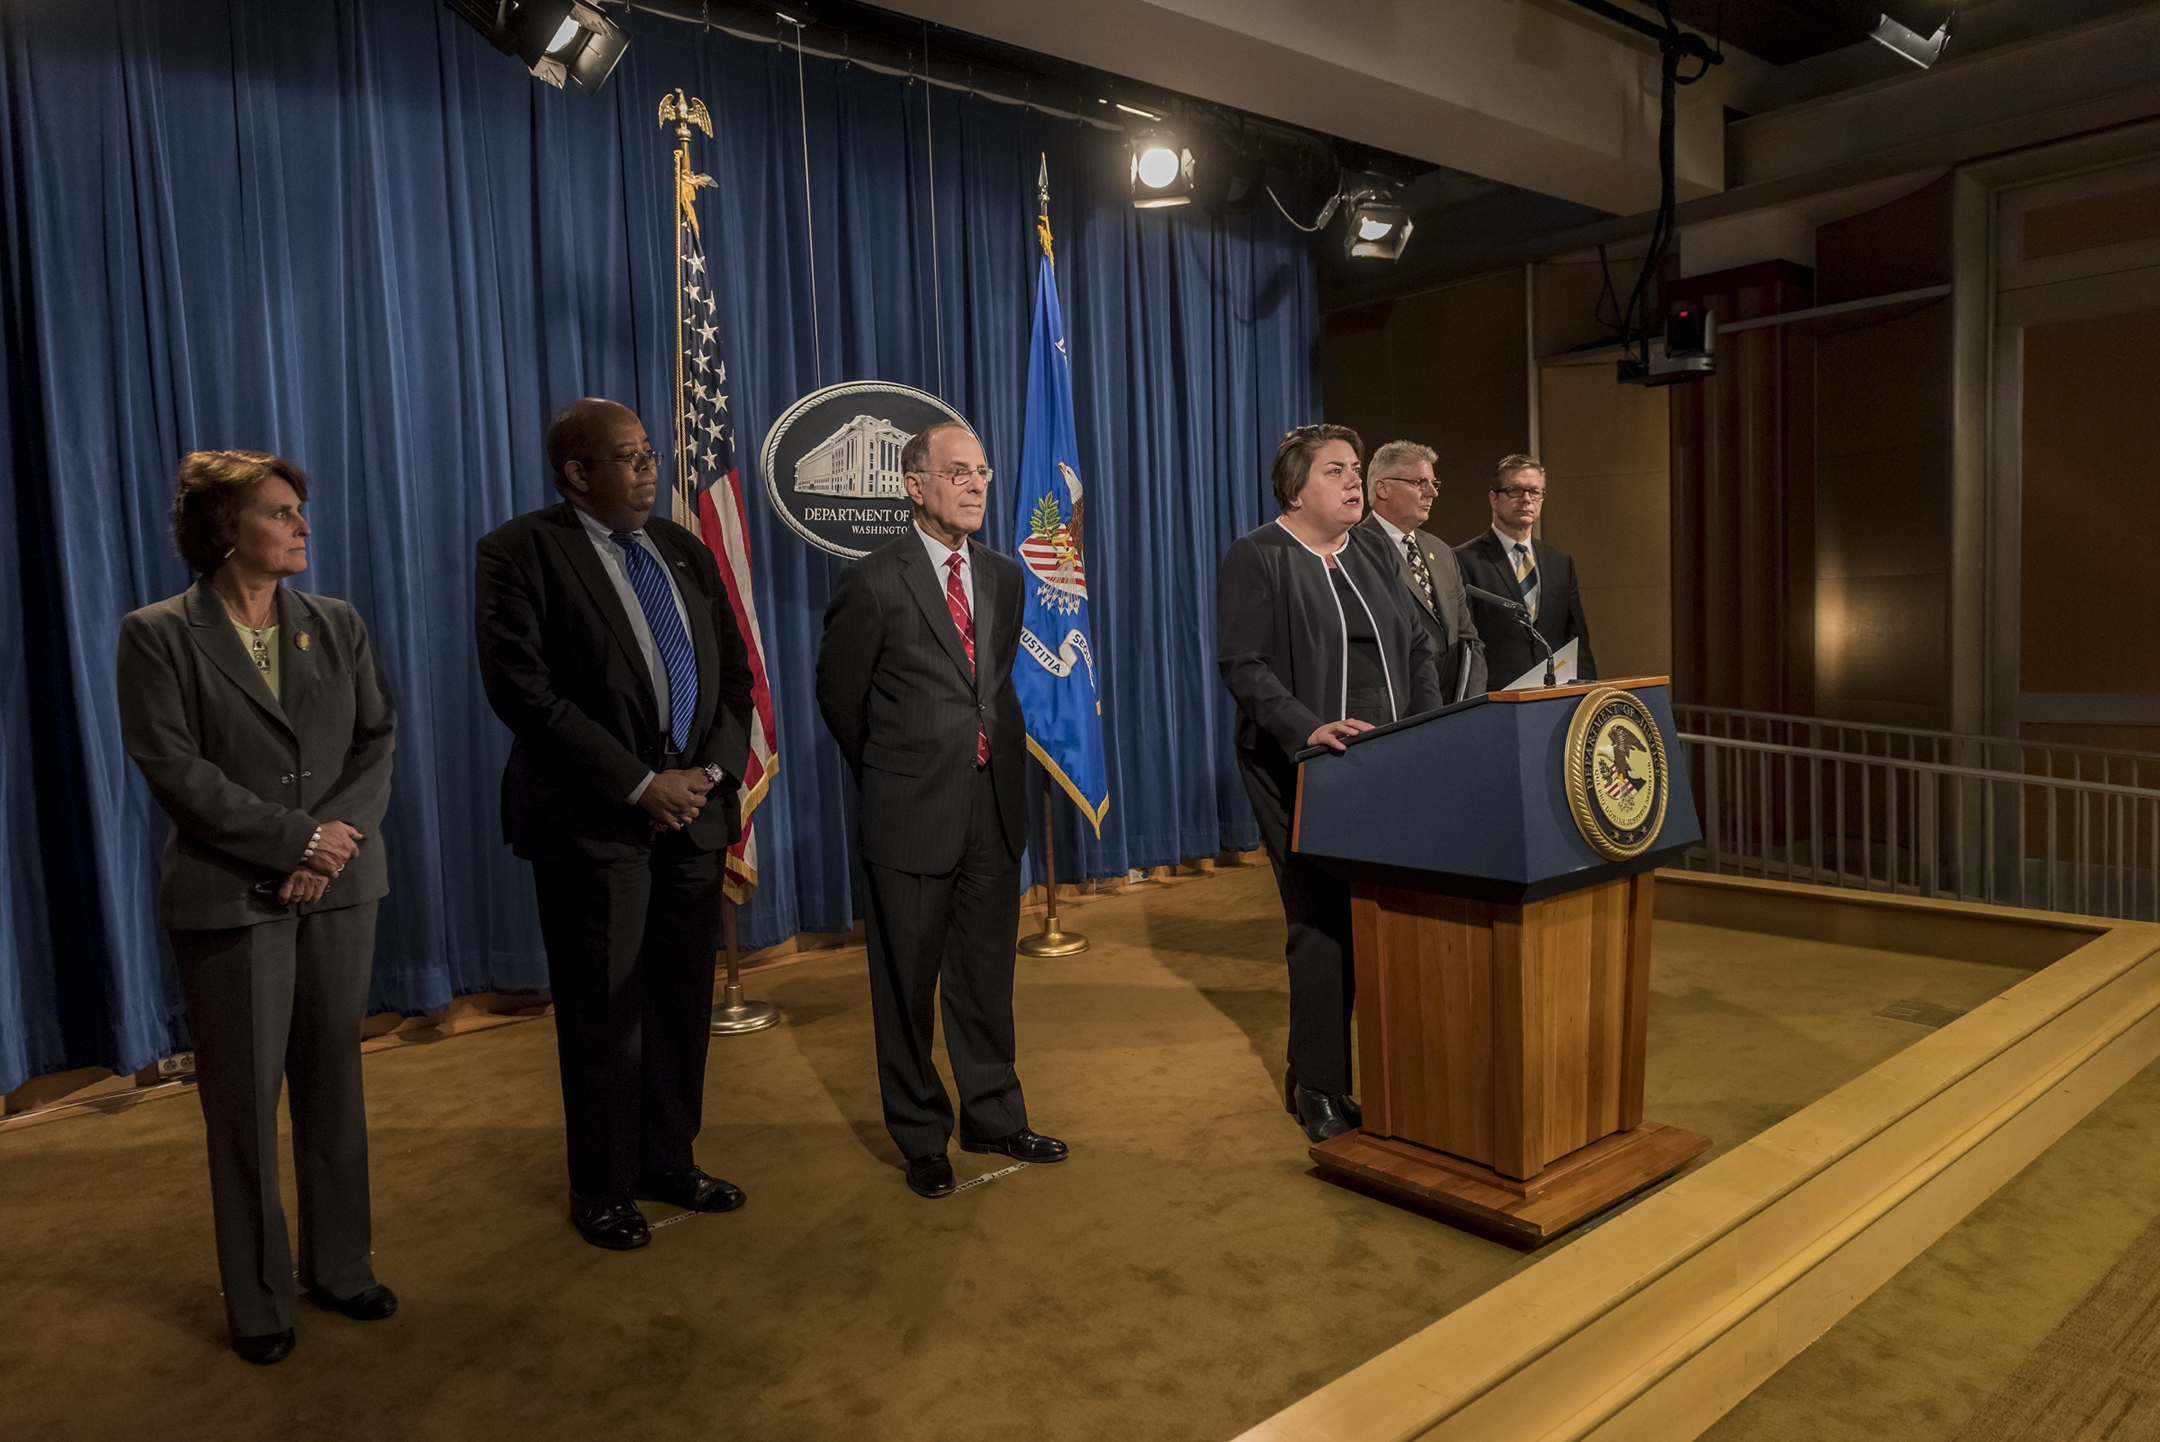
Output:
[674, 207, 778, 903]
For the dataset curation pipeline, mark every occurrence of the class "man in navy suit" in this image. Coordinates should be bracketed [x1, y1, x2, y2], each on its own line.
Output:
[1454, 454, 1597, 689]
[475, 398, 755, 1251]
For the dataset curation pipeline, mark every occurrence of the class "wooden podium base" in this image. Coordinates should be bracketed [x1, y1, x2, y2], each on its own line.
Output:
[1311, 1120, 1711, 1247]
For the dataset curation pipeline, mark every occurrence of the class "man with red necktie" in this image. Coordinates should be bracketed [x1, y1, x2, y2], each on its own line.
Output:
[816, 420, 1068, 1199]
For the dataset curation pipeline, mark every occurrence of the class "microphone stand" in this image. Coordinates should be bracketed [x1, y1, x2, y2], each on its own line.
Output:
[1464, 583, 1558, 688]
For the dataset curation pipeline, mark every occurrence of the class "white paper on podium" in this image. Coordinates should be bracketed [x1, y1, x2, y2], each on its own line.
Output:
[1501, 638, 1578, 691]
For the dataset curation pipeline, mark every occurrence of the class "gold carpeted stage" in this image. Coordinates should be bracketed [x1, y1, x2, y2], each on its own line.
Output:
[1, 863, 2148, 1441]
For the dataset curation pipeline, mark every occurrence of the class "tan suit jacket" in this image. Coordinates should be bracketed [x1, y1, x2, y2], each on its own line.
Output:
[117, 578, 395, 930]
[1359, 515, 1487, 701]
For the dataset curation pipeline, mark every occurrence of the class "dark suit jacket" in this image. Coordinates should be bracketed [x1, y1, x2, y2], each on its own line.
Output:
[474, 501, 753, 860]
[1217, 521, 1446, 768]
[1358, 515, 1487, 701]
[1453, 529, 1597, 690]
[117, 579, 396, 931]
[815, 530, 1029, 875]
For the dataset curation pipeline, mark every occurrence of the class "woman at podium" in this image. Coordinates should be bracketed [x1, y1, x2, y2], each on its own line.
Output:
[1216, 424, 1443, 1143]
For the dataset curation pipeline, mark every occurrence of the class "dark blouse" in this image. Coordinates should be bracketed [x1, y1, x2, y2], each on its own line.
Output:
[1328, 565, 1391, 725]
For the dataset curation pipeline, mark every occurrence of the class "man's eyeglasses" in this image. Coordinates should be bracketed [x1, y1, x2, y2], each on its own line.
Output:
[918, 465, 994, 488]
[1496, 485, 1546, 502]
[580, 446, 661, 472]
[1377, 475, 1440, 495]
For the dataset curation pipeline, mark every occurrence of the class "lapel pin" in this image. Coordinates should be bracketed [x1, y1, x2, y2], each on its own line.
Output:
[296, 633, 311, 650]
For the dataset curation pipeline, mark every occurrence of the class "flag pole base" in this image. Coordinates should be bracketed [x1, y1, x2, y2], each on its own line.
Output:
[1017, 917, 1090, 958]
[710, 982, 779, 1034]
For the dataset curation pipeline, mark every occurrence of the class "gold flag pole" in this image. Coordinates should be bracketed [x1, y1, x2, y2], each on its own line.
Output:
[659, 90, 779, 1036]
[1017, 154, 1088, 961]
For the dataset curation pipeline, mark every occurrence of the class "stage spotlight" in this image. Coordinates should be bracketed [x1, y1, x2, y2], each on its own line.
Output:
[444, 0, 630, 93]
[1130, 131, 1195, 209]
[1344, 201, 1413, 261]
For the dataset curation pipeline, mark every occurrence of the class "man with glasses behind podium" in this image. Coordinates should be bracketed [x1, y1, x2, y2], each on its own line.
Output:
[475, 398, 754, 1252]
[1454, 454, 1597, 691]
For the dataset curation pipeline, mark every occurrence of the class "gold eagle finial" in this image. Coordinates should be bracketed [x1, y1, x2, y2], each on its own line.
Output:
[657, 89, 712, 139]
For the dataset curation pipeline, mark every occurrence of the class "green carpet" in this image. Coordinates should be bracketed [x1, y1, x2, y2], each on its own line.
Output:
[0, 871, 2034, 1441]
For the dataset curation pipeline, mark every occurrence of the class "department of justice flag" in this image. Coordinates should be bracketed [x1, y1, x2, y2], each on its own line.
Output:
[1011, 202, 1109, 833]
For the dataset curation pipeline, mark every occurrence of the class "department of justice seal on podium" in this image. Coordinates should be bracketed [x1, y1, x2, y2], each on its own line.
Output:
[1563, 686, 1669, 860]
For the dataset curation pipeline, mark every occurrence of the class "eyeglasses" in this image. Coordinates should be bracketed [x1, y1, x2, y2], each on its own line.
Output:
[1496, 485, 1546, 502]
[919, 465, 994, 488]
[580, 447, 661, 471]
[1377, 476, 1439, 494]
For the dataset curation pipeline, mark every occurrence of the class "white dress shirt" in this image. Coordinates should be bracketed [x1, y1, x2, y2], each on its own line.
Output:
[1372, 513, 1413, 550]
[572, 502, 694, 801]
[1492, 524, 1534, 573]
[915, 520, 975, 617]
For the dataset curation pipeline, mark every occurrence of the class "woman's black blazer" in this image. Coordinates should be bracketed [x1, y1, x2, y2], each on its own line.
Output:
[1216, 519, 1445, 766]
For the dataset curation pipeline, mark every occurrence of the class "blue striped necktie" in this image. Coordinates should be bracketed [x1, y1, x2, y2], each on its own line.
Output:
[610, 531, 698, 751]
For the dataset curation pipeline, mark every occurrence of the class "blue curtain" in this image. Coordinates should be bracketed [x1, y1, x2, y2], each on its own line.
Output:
[0, 0, 1316, 1095]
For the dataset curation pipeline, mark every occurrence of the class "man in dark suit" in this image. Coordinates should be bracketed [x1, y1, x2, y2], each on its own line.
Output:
[1454, 454, 1597, 690]
[1359, 439, 1486, 701]
[815, 420, 1067, 1200]
[475, 397, 754, 1251]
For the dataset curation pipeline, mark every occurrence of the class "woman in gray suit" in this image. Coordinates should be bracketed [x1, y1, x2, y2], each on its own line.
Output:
[117, 450, 396, 1365]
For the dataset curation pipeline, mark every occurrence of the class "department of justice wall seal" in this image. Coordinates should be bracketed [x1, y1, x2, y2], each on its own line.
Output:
[1563, 686, 1670, 860]
[759, 381, 971, 559]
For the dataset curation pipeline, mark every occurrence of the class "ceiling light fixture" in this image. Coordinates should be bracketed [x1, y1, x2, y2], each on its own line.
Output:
[1869, 11, 1950, 68]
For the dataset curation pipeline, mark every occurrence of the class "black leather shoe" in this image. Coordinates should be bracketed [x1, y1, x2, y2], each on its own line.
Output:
[905, 1153, 957, 1199]
[1341, 1093, 1364, 1128]
[1292, 1083, 1354, 1144]
[633, 1168, 746, 1214]
[305, 1283, 398, 1321]
[233, 1329, 295, 1365]
[569, 1196, 651, 1250]
[959, 1128, 1069, 1163]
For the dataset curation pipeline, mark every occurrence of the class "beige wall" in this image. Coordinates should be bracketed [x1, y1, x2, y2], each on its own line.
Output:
[1536, 362, 1672, 682]
[1321, 271, 1530, 549]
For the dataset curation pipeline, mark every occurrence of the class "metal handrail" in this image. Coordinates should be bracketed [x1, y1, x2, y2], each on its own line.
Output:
[1677, 733, 2160, 800]
[1677, 703, 2160, 766]
[1673, 718, 2160, 922]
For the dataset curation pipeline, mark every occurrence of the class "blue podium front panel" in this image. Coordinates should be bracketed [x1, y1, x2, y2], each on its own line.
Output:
[1292, 683, 1700, 904]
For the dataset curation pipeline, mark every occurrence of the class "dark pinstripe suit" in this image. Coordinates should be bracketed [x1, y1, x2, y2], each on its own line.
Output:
[816, 531, 1032, 1159]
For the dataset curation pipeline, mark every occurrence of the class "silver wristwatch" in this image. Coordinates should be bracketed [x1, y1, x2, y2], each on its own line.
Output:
[703, 763, 726, 787]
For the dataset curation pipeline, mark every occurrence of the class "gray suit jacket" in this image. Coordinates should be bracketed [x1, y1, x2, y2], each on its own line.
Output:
[117, 579, 396, 931]
[1359, 515, 1487, 701]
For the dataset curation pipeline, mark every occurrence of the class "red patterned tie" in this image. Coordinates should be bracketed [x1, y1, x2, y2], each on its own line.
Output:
[945, 553, 990, 766]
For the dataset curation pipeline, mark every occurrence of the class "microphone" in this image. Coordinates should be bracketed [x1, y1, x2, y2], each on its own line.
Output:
[1464, 584, 1559, 686]
[1463, 583, 1527, 614]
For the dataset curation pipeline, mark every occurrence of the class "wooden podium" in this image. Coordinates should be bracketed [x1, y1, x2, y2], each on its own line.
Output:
[1291, 678, 1710, 1245]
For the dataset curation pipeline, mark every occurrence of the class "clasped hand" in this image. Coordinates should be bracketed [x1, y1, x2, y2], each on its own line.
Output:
[639, 768, 714, 832]
[281, 820, 365, 905]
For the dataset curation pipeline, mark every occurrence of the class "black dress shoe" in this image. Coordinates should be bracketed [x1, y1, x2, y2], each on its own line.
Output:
[305, 1283, 398, 1320]
[905, 1153, 956, 1199]
[233, 1329, 295, 1365]
[569, 1196, 651, 1250]
[1291, 1083, 1354, 1144]
[1286, 1069, 1362, 1129]
[633, 1167, 747, 1214]
[959, 1128, 1069, 1163]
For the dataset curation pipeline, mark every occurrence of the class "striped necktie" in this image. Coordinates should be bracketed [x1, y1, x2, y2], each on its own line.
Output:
[944, 553, 990, 766]
[1513, 541, 1540, 623]
[611, 531, 699, 751]
[1402, 532, 1437, 611]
